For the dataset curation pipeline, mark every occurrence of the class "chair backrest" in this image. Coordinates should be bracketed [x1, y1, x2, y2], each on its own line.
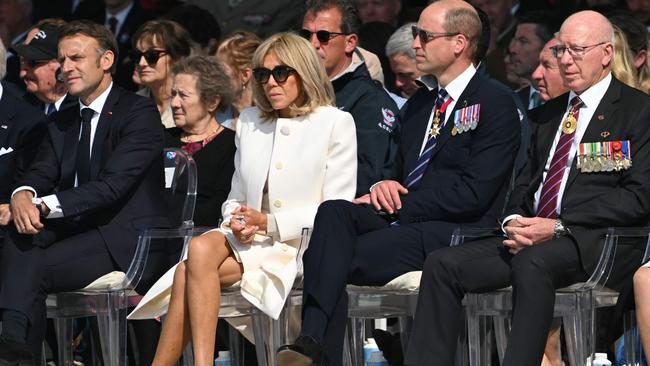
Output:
[119, 148, 198, 290]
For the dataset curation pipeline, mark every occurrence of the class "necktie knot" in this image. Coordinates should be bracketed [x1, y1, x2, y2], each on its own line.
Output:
[570, 96, 583, 110]
[530, 91, 543, 109]
[46, 103, 56, 116]
[81, 108, 94, 125]
[436, 88, 449, 108]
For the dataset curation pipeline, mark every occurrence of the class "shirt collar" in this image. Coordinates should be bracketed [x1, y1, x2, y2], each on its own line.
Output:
[79, 82, 113, 116]
[330, 52, 363, 82]
[568, 72, 612, 110]
[440, 64, 476, 102]
[0, 83, 4, 101]
[415, 75, 438, 91]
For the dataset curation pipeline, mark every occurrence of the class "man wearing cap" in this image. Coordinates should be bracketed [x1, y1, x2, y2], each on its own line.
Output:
[13, 23, 77, 116]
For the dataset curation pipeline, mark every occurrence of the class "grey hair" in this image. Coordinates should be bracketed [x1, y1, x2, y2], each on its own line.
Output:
[385, 22, 416, 59]
[0, 39, 6, 80]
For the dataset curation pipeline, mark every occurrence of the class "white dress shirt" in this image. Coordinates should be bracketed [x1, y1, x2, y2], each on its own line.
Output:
[502, 73, 612, 229]
[13, 83, 114, 218]
[44, 93, 68, 115]
[418, 64, 476, 155]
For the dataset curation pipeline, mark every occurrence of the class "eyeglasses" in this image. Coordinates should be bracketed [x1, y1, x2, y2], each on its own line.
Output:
[132, 49, 168, 65]
[299, 29, 348, 43]
[252, 65, 297, 84]
[411, 25, 460, 43]
[20, 58, 51, 68]
[550, 42, 606, 58]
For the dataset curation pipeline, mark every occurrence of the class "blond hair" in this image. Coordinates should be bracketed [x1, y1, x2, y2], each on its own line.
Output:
[251, 32, 335, 121]
[611, 25, 640, 90]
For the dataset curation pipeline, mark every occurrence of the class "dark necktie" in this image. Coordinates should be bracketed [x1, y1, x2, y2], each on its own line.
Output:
[46, 104, 56, 116]
[108, 17, 118, 35]
[530, 91, 543, 109]
[403, 88, 452, 190]
[76, 108, 94, 185]
[536, 96, 584, 219]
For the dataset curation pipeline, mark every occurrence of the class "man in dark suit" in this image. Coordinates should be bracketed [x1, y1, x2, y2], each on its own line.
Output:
[0, 20, 168, 363]
[405, 10, 650, 366]
[277, 1, 520, 365]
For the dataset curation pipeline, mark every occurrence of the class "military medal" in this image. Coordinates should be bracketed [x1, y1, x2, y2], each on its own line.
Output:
[452, 103, 481, 136]
[429, 122, 441, 138]
[621, 140, 632, 169]
[562, 114, 577, 134]
[451, 126, 458, 136]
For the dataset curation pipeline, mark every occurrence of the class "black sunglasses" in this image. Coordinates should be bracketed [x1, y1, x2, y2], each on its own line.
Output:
[252, 65, 297, 84]
[299, 29, 348, 43]
[411, 25, 460, 44]
[132, 49, 168, 65]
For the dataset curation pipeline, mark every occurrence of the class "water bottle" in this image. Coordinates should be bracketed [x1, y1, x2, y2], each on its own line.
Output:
[366, 351, 389, 366]
[214, 350, 231, 366]
[364, 338, 379, 365]
[592, 352, 612, 366]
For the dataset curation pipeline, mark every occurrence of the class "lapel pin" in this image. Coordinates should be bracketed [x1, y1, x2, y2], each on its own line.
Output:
[597, 114, 605, 120]
[107, 111, 113, 116]
[601, 131, 611, 138]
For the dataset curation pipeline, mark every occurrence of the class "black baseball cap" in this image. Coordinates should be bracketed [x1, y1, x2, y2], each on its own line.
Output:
[12, 25, 60, 61]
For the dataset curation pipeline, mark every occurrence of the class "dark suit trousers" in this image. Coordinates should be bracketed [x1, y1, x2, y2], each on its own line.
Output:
[0, 227, 119, 356]
[405, 236, 588, 366]
[302, 200, 438, 365]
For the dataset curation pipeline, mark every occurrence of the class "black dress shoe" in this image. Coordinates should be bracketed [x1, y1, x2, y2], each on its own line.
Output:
[0, 338, 34, 366]
[277, 335, 329, 366]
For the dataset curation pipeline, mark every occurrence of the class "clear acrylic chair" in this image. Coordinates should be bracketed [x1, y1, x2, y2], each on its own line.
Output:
[620, 228, 650, 366]
[46, 148, 197, 366]
[453, 227, 637, 366]
[181, 227, 311, 366]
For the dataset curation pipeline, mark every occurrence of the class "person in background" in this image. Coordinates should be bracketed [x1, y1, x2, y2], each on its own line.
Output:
[611, 25, 641, 90]
[132, 20, 192, 129]
[165, 56, 236, 226]
[609, 14, 650, 93]
[385, 22, 423, 98]
[356, 0, 402, 27]
[13, 21, 78, 115]
[165, 4, 222, 56]
[0, 0, 34, 90]
[214, 31, 261, 130]
[128, 32, 357, 366]
[301, 0, 399, 197]
[531, 38, 570, 102]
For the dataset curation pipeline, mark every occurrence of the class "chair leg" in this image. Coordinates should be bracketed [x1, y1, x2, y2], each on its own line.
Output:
[347, 317, 365, 366]
[182, 343, 194, 366]
[251, 313, 270, 366]
[97, 292, 127, 366]
[228, 325, 242, 366]
[54, 318, 75, 366]
[397, 316, 412, 359]
[493, 315, 510, 363]
[563, 314, 579, 366]
[465, 293, 483, 366]
[624, 310, 639, 366]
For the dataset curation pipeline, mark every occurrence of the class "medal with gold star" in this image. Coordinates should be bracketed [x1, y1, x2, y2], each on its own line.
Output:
[429, 112, 441, 138]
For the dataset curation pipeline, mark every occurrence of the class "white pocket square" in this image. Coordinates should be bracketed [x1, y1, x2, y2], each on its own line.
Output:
[0, 147, 14, 156]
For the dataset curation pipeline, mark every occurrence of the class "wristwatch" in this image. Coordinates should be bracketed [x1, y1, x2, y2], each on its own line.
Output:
[554, 219, 569, 238]
[32, 197, 45, 217]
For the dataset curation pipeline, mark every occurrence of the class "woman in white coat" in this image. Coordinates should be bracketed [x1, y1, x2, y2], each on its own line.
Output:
[135, 33, 357, 366]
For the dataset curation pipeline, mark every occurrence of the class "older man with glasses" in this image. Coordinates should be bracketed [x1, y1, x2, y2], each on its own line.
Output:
[278, 1, 522, 365]
[406, 10, 650, 366]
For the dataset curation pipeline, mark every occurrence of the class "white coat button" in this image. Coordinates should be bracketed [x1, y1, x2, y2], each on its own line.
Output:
[281, 244, 289, 252]
[281, 126, 290, 135]
[275, 162, 283, 170]
[274, 200, 282, 208]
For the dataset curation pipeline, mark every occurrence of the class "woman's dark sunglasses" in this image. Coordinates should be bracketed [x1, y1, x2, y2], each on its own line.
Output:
[252, 65, 297, 84]
[299, 29, 347, 43]
[132, 49, 168, 65]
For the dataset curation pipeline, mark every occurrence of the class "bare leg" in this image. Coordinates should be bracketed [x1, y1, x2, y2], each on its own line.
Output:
[187, 231, 243, 366]
[541, 326, 564, 366]
[151, 261, 192, 366]
[635, 267, 650, 357]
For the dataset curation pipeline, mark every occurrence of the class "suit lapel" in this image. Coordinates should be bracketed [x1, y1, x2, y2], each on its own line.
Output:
[0, 94, 16, 149]
[564, 79, 621, 191]
[403, 90, 436, 175]
[90, 86, 120, 179]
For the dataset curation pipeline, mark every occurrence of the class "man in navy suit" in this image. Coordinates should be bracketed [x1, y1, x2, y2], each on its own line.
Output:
[405, 11, 650, 366]
[0, 21, 168, 363]
[277, 1, 520, 365]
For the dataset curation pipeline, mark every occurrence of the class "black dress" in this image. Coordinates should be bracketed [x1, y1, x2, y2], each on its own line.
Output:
[165, 127, 236, 226]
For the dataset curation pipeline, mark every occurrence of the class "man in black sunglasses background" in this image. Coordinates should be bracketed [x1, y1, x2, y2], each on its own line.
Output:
[302, 0, 400, 198]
